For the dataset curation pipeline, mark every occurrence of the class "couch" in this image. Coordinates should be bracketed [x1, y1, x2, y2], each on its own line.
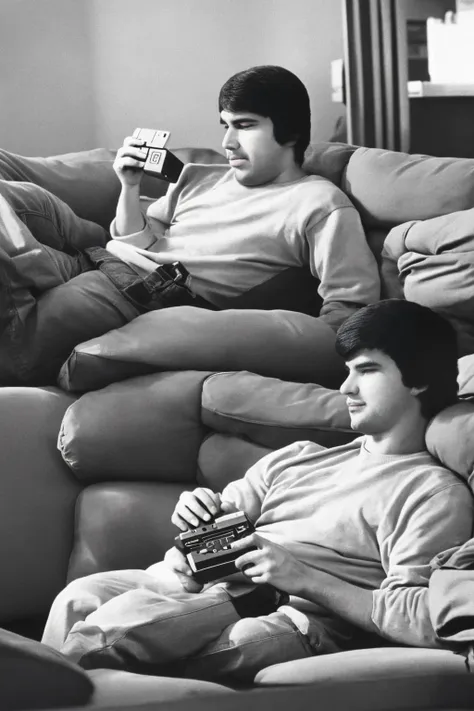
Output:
[2, 142, 474, 710]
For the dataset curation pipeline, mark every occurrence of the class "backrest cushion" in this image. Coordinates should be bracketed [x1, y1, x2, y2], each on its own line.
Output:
[0, 146, 224, 229]
[303, 141, 358, 185]
[342, 147, 474, 228]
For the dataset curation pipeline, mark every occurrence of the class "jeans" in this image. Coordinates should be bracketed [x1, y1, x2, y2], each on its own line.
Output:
[41, 563, 350, 683]
[0, 180, 140, 385]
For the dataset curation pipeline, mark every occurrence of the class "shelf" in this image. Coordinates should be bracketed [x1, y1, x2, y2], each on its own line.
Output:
[408, 81, 474, 97]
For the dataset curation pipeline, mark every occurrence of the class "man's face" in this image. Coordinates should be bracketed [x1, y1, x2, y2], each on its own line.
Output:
[340, 349, 423, 435]
[220, 110, 294, 186]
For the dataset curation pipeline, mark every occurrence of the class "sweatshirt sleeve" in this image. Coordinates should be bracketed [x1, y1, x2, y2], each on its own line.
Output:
[372, 482, 473, 647]
[306, 206, 381, 332]
[109, 165, 196, 248]
[221, 442, 315, 525]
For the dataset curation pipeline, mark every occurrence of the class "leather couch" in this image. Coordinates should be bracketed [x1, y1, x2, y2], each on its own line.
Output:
[1, 142, 474, 710]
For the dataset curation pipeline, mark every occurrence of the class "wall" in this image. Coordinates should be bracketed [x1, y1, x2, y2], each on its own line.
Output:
[0, 0, 344, 156]
[0, 0, 95, 155]
[89, 0, 344, 154]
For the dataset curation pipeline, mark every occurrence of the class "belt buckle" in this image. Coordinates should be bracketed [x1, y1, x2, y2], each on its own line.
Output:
[160, 261, 189, 285]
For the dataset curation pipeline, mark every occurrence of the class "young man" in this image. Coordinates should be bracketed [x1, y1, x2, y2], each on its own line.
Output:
[0, 65, 379, 386]
[41, 299, 473, 682]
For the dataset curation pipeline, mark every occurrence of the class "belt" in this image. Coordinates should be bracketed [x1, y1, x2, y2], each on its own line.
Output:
[85, 246, 218, 312]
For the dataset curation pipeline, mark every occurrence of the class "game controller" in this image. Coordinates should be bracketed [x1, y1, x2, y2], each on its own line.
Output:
[133, 127, 184, 183]
[174, 511, 255, 584]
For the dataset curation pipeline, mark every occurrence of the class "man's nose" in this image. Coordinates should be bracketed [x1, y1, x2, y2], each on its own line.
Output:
[222, 127, 239, 151]
[340, 373, 357, 395]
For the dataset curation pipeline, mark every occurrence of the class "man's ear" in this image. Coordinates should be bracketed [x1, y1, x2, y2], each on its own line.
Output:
[410, 385, 428, 396]
[284, 134, 298, 148]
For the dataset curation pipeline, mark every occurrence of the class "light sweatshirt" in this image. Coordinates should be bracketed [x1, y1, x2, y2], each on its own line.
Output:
[109, 164, 380, 331]
[221, 438, 474, 648]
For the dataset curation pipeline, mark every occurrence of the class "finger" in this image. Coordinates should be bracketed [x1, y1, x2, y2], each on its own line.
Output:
[179, 491, 217, 523]
[220, 499, 239, 514]
[116, 145, 148, 161]
[115, 158, 146, 172]
[171, 511, 192, 531]
[230, 532, 259, 552]
[233, 549, 261, 572]
[123, 136, 146, 148]
[164, 547, 192, 576]
[180, 575, 204, 594]
[194, 490, 221, 517]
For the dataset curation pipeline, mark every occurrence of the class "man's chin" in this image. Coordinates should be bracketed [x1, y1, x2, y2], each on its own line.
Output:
[231, 167, 252, 184]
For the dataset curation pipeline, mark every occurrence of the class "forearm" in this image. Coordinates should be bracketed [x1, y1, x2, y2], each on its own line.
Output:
[297, 565, 378, 634]
[297, 566, 439, 646]
[114, 184, 145, 236]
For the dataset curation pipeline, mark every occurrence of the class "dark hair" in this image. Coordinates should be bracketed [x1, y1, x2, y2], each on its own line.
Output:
[335, 299, 459, 420]
[218, 65, 311, 165]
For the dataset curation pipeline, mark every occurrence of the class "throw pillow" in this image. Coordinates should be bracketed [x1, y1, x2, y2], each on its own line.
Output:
[201, 370, 355, 450]
[0, 627, 94, 710]
[58, 306, 346, 393]
[425, 357, 474, 489]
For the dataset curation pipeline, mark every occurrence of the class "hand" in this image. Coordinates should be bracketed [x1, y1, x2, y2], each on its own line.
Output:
[232, 533, 306, 595]
[113, 135, 148, 188]
[163, 546, 203, 593]
[171, 487, 238, 531]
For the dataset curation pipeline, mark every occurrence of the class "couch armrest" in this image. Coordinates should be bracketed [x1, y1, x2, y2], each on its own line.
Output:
[0, 387, 80, 621]
[58, 370, 212, 484]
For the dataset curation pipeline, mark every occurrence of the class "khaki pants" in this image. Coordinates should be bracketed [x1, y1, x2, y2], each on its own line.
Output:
[42, 563, 349, 683]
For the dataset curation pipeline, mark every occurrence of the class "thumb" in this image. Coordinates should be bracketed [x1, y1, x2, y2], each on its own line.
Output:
[219, 499, 239, 514]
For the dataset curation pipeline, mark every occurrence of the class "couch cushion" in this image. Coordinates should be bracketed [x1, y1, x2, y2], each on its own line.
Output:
[67, 482, 191, 581]
[201, 371, 355, 450]
[88, 668, 233, 707]
[58, 370, 210, 483]
[303, 141, 357, 186]
[343, 147, 474, 228]
[0, 627, 94, 710]
[255, 646, 468, 686]
[58, 307, 346, 393]
[425, 401, 474, 490]
[0, 387, 79, 623]
[0, 146, 224, 229]
[198, 433, 273, 493]
[425, 354, 474, 487]
[381, 209, 474, 356]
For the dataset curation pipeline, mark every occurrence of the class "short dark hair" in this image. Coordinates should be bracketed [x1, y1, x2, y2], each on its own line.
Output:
[335, 299, 459, 420]
[218, 65, 311, 165]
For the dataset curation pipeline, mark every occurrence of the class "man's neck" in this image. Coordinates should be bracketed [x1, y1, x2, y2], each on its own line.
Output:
[273, 163, 306, 185]
[363, 417, 428, 456]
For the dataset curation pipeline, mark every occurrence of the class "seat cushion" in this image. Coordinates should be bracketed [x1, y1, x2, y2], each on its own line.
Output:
[0, 628, 94, 710]
[88, 669, 233, 707]
[255, 646, 469, 685]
